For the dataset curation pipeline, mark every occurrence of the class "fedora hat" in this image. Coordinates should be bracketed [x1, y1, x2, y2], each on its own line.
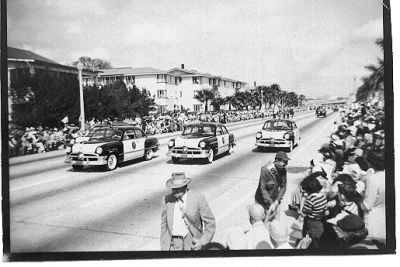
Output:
[166, 172, 191, 189]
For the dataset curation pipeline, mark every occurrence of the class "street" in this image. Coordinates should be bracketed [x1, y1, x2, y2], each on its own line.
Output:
[9, 111, 338, 252]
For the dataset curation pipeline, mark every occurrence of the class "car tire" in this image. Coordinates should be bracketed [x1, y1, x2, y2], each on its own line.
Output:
[172, 157, 180, 163]
[144, 148, 153, 161]
[72, 165, 83, 171]
[106, 154, 118, 171]
[206, 149, 214, 163]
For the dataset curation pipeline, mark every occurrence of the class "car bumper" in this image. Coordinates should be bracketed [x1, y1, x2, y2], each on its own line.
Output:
[255, 139, 291, 148]
[65, 154, 108, 166]
[166, 148, 209, 159]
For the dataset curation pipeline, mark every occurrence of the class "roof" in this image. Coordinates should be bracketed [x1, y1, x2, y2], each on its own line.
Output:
[7, 47, 60, 65]
[186, 122, 223, 127]
[99, 67, 166, 76]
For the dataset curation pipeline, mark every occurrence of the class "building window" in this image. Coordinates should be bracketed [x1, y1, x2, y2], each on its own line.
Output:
[157, 90, 167, 98]
[158, 105, 167, 113]
[157, 74, 167, 83]
[192, 76, 200, 84]
[194, 104, 202, 112]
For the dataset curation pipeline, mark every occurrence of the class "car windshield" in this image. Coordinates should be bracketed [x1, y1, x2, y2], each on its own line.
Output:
[89, 129, 122, 141]
[263, 121, 292, 130]
[182, 125, 215, 137]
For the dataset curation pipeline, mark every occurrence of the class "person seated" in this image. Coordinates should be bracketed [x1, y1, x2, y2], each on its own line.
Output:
[201, 242, 226, 250]
[301, 176, 328, 249]
[267, 218, 293, 249]
[225, 226, 247, 250]
[245, 204, 274, 249]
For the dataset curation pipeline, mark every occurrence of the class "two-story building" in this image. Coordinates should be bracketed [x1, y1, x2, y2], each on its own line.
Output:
[96, 64, 247, 112]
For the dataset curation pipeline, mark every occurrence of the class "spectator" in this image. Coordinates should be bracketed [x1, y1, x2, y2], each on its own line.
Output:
[160, 172, 216, 251]
[225, 227, 247, 250]
[301, 175, 328, 249]
[245, 204, 273, 249]
[267, 218, 293, 249]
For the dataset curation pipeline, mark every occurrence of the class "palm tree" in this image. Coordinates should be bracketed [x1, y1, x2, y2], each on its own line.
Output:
[211, 97, 227, 111]
[194, 88, 216, 112]
[356, 38, 384, 101]
[263, 84, 281, 109]
[298, 94, 306, 106]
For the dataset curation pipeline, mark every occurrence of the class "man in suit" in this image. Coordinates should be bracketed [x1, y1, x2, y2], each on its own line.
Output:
[160, 172, 216, 251]
[255, 151, 290, 219]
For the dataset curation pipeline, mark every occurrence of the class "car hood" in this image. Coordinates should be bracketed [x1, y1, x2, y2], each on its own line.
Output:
[71, 142, 108, 154]
[174, 136, 205, 147]
[261, 130, 287, 139]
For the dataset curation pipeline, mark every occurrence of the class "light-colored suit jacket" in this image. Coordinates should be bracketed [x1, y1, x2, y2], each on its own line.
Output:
[160, 190, 216, 251]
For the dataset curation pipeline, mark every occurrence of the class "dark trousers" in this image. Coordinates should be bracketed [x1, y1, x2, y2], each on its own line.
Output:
[303, 217, 324, 249]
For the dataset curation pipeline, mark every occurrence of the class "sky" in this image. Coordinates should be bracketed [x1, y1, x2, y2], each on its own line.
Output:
[7, 0, 383, 98]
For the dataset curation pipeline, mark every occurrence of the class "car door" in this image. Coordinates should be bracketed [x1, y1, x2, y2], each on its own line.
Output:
[216, 126, 228, 154]
[132, 129, 146, 159]
[122, 130, 137, 162]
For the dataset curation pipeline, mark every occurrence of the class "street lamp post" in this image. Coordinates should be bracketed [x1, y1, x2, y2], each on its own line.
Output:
[77, 62, 85, 132]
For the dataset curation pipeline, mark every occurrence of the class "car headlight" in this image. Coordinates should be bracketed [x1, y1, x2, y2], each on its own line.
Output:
[199, 141, 206, 148]
[256, 132, 262, 139]
[66, 146, 72, 154]
[284, 133, 291, 140]
[95, 147, 103, 154]
[168, 140, 175, 147]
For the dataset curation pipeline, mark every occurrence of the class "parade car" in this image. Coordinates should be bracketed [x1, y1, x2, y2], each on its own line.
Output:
[167, 122, 235, 164]
[255, 119, 300, 152]
[316, 106, 327, 117]
[65, 122, 159, 171]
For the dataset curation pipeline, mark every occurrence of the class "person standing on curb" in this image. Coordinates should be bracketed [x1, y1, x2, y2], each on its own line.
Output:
[160, 172, 216, 250]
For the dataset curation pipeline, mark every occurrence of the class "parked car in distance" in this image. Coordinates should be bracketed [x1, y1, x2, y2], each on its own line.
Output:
[167, 122, 235, 164]
[65, 122, 159, 171]
[255, 119, 300, 152]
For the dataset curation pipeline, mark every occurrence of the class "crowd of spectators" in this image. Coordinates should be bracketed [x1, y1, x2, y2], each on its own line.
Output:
[199, 99, 386, 250]
[287, 99, 385, 250]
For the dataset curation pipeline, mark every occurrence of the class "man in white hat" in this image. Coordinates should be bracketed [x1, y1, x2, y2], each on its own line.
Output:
[160, 172, 216, 251]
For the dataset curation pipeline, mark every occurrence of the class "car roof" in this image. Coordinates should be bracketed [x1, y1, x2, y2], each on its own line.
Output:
[264, 119, 293, 123]
[93, 122, 142, 131]
[185, 122, 224, 127]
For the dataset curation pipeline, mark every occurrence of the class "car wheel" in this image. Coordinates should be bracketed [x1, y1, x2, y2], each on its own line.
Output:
[106, 154, 118, 171]
[206, 149, 214, 163]
[144, 148, 153, 161]
[172, 157, 180, 163]
[227, 144, 233, 155]
[72, 165, 83, 171]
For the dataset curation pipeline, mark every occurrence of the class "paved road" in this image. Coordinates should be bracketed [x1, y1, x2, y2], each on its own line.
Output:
[9, 111, 339, 252]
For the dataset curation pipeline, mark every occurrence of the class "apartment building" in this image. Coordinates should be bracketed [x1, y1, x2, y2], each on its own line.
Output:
[96, 64, 247, 112]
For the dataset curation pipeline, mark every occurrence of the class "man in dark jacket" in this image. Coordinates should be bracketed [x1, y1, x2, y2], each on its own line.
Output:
[255, 151, 290, 218]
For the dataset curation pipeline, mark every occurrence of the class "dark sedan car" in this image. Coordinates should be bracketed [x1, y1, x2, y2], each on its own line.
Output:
[316, 107, 327, 117]
[65, 122, 159, 171]
[166, 122, 235, 163]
